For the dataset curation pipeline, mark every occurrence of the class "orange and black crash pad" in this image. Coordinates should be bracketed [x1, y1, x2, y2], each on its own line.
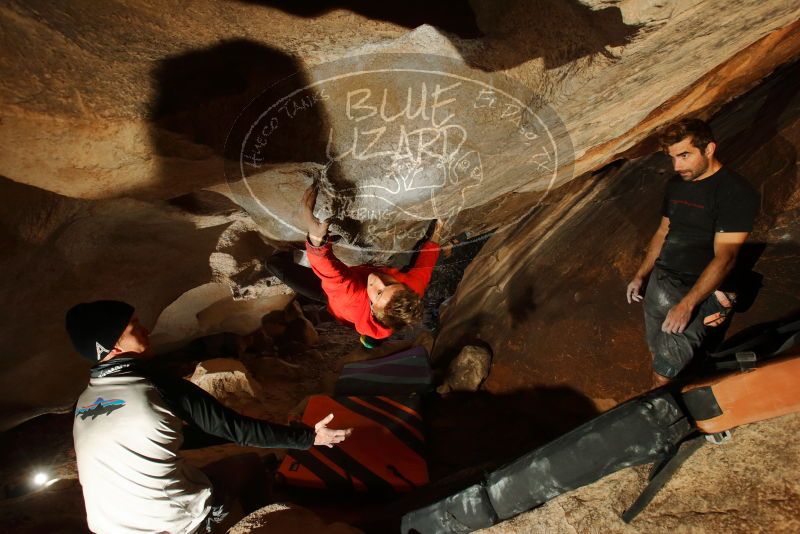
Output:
[278, 394, 428, 494]
[682, 354, 800, 434]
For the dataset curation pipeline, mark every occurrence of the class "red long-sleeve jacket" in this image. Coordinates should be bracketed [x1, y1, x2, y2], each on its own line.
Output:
[306, 240, 440, 339]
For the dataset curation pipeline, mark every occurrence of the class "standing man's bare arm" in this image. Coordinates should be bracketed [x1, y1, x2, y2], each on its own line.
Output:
[661, 231, 747, 334]
[626, 217, 670, 304]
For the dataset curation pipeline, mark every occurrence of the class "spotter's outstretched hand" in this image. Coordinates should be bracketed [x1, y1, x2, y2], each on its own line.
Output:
[313, 413, 353, 448]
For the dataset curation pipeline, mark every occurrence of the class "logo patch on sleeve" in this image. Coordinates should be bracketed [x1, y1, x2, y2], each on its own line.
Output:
[95, 342, 110, 360]
[75, 397, 126, 420]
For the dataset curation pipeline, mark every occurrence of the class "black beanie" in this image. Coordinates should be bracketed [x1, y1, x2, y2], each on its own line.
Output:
[65, 301, 135, 363]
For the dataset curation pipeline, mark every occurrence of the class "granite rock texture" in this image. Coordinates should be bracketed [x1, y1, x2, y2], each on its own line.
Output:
[2, 1, 799, 427]
[1, 3, 799, 532]
[437, 344, 493, 394]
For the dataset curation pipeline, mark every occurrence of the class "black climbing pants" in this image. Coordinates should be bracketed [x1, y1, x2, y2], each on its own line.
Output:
[643, 266, 732, 378]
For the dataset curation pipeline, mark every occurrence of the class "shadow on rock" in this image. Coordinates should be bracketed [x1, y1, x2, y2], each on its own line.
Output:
[148, 39, 331, 197]
[236, 0, 482, 38]
[337, 385, 601, 533]
[426, 386, 600, 480]
[252, 0, 641, 71]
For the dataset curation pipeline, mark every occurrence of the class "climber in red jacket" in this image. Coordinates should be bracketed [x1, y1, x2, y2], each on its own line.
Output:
[297, 184, 442, 342]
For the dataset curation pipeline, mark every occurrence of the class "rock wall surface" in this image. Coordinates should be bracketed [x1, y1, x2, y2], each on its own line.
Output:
[432, 57, 800, 403]
[1, 1, 798, 202]
[0, 181, 291, 430]
[425, 57, 800, 532]
[0, 3, 799, 532]
[2, 1, 799, 427]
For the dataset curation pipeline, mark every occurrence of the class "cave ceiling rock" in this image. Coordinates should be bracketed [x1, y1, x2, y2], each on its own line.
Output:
[1, 1, 798, 256]
[220, 5, 800, 255]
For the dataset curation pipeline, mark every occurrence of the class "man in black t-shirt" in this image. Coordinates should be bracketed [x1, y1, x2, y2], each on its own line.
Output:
[626, 119, 758, 386]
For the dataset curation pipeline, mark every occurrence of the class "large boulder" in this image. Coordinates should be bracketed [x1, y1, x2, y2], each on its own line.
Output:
[437, 344, 493, 394]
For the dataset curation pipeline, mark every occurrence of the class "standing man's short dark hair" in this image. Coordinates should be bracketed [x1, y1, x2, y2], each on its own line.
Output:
[658, 118, 715, 152]
[626, 118, 759, 386]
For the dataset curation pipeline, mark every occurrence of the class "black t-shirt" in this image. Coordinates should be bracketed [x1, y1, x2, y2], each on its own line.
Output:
[656, 166, 758, 280]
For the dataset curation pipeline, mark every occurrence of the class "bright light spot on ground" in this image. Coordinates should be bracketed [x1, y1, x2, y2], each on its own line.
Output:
[33, 472, 48, 486]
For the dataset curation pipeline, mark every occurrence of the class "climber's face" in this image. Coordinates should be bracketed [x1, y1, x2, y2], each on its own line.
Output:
[367, 273, 404, 314]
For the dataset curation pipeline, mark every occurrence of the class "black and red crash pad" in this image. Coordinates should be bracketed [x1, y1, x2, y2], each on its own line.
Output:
[278, 394, 428, 494]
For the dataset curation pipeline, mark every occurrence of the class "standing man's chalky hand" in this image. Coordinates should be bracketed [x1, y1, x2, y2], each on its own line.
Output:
[313, 413, 353, 448]
[626, 277, 644, 304]
[661, 302, 692, 334]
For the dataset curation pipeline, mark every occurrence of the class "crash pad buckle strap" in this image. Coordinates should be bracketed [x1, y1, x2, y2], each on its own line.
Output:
[713, 350, 758, 372]
[622, 435, 706, 523]
[709, 318, 800, 359]
[736, 351, 757, 371]
[704, 430, 732, 445]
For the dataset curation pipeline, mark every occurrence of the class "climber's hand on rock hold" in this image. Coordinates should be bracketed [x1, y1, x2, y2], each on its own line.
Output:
[313, 413, 353, 448]
[302, 185, 330, 246]
[430, 219, 445, 244]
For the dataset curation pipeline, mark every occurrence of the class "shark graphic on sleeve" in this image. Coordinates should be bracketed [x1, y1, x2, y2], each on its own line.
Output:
[76, 397, 126, 420]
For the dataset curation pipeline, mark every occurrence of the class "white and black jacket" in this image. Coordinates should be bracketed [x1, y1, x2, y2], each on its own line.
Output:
[73, 357, 314, 534]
